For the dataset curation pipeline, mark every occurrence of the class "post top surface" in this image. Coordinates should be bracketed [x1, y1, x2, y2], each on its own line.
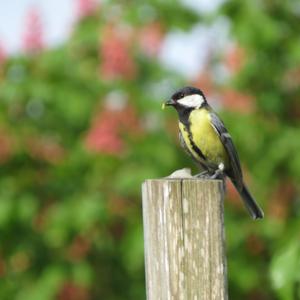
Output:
[143, 178, 223, 184]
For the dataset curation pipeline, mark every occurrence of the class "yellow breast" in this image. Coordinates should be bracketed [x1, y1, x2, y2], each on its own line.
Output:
[179, 109, 228, 167]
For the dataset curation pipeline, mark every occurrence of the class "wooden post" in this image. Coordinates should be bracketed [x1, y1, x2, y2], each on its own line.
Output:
[142, 179, 227, 300]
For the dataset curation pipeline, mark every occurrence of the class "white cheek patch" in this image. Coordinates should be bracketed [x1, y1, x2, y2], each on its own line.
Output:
[177, 94, 204, 108]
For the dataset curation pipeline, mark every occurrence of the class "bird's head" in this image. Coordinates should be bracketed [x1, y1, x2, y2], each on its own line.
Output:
[163, 86, 207, 111]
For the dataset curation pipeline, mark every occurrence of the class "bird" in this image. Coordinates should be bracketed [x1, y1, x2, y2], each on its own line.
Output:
[163, 86, 264, 219]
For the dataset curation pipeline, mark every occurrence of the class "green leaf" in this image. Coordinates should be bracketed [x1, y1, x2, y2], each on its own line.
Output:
[270, 240, 300, 300]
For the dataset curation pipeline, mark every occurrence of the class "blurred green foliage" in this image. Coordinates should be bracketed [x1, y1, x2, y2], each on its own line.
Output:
[0, 0, 299, 299]
[220, 1, 300, 299]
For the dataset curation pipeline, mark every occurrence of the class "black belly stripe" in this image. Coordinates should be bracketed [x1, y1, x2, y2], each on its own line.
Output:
[184, 125, 207, 161]
[178, 108, 207, 162]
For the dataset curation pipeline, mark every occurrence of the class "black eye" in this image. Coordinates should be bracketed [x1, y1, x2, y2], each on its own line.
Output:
[173, 92, 184, 100]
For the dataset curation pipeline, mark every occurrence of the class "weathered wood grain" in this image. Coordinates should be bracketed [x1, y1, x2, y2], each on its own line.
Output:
[142, 179, 227, 300]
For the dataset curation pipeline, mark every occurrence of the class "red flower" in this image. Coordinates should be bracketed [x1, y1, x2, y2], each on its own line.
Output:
[192, 70, 214, 97]
[85, 108, 124, 154]
[77, 0, 97, 18]
[22, 7, 44, 54]
[85, 96, 141, 155]
[99, 25, 136, 80]
[26, 136, 65, 163]
[221, 89, 255, 113]
[138, 22, 164, 57]
[225, 45, 245, 74]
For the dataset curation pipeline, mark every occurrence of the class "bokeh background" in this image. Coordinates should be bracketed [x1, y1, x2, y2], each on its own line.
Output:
[0, 0, 300, 299]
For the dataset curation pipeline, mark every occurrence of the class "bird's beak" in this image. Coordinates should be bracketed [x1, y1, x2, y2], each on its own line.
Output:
[161, 98, 175, 110]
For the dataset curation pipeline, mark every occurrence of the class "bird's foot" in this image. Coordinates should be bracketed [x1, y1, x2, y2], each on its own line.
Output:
[194, 165, 226, 180]
[210, 169, 226, 180]
[193, 170, 211, 179]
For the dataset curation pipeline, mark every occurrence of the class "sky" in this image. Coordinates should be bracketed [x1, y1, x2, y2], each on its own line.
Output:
[0, 0, 75, 53]
[0, 0, 224, 79]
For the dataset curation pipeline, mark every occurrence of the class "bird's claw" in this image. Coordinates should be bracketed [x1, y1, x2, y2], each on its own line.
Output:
[193, 170, 211, 179]
[194, 169, 225, 180]
[210, 169, 225, 180]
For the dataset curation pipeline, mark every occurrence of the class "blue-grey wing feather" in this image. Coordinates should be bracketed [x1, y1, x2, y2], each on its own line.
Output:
[210, 112, 243, 189]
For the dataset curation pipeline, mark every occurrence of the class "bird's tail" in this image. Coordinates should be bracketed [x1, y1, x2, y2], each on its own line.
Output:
[234, 182, 264, 220]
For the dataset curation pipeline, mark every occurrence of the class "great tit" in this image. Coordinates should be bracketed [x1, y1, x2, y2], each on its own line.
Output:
[164, 86, 264, 219]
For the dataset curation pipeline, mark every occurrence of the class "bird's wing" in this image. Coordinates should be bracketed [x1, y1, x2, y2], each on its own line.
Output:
[209, 111, 243, 189]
